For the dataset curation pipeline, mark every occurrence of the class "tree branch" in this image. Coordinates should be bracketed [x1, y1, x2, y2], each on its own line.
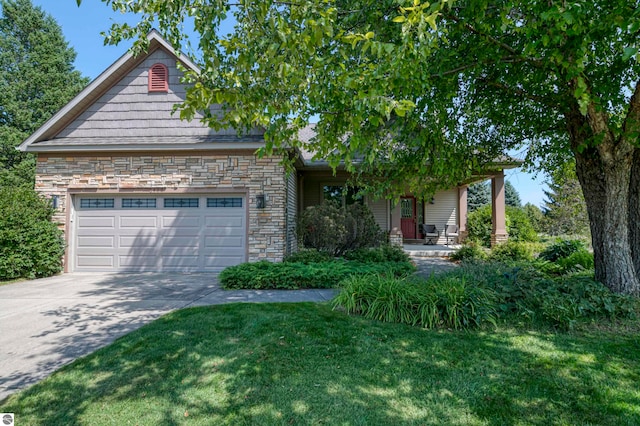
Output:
[444, 13, 544, 67]
[622, 78, 640, 146]
[481, 80, 558, 108]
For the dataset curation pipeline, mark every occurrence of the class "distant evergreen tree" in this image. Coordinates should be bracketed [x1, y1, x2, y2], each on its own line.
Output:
[505, 181, 522, 208]
[543, 162, 590, 236]
[0, 0, 88, 187]
[523, 203, 544, 233]
[468, 180, 521, 211]
[467, 182, 490, 212]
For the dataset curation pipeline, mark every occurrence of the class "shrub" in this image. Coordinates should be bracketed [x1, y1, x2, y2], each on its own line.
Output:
[344, 244, 410, 263]
[539, 239, 585, 262]
[284, 249, 332, 264]
[539, 274, 637, 329]
[0, 187, 65, 280]
[466, 204, 493, 246]
[219, 260, 416, 290]
[467, 205, 539, 247]
[297, 202, 384, 256]
[506, 207, 539, 243]
[489, 241, 536, 262]
[557, 249, 594, 272]
[333, 274, 498, 330]
[440, 262, 637, 329]
[450, 241, 488, 262]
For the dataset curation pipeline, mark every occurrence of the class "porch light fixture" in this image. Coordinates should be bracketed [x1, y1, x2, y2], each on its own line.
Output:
[52, 195, 59, 209]
[256, 194, 266, 209]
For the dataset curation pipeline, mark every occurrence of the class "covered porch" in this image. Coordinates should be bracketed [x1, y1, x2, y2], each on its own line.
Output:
[295, 168, 511, 249]
[390, 171, 509, 247]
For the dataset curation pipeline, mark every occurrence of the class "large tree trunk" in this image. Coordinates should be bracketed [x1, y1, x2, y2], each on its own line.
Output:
[568, 109, 640, 295]
[630, 149, 640, 278]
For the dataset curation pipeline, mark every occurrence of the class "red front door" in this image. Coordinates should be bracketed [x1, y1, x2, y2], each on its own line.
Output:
[400, 196, 416, 239]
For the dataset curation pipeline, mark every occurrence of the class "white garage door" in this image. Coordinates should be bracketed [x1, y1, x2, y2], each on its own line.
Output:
[73, 195, 246, 272]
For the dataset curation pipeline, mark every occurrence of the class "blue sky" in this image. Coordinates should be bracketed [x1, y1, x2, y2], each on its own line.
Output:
[31, 1, 549, 207]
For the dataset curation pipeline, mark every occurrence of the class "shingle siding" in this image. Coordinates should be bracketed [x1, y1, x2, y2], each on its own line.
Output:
[55, 48, 259, 140]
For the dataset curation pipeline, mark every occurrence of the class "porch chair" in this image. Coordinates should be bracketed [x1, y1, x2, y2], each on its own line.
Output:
[444, 224, 459, 246]
[421, 224, 440, 245]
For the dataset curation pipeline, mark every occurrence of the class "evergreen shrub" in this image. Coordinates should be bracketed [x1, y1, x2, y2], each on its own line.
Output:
[0, 187, 65, 280]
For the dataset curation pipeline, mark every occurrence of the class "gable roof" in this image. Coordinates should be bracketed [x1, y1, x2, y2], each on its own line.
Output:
[19, 30, 264, 153]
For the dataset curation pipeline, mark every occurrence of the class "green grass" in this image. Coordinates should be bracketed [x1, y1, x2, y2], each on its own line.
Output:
[2, 303, 639, 425]
[0, 277, 26, 286]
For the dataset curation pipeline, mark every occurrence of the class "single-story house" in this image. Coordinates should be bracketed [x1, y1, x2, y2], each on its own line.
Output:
[19, 31, 517, 273]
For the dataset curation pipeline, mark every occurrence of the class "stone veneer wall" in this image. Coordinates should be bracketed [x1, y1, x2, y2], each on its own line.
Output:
[36, 152, 287, 262]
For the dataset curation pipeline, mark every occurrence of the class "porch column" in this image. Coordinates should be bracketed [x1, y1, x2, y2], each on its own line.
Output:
[491, 172, 508, 246]
[389, 200, 403, 246]
[458, 185, 468, 242]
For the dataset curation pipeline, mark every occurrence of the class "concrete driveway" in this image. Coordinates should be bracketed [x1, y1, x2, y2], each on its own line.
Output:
[0, 273, 336, 401]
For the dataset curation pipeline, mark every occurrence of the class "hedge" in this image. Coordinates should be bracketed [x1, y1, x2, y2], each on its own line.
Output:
[219, 260, 416, 290]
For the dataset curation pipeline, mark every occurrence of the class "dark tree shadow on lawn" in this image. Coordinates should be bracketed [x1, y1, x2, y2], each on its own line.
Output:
[2, 302, 639, 425]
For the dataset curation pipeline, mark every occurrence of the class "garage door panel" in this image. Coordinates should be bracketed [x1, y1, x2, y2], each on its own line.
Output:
[77, 217, 116, 228]
[120, 216, 158, 228]
[76, 255, 114, 267]
[119, 235, 158, 248]
[162, 216, 201, 228]
[204, 227, 244, 237]
[77, 236, 115, 248]
[119, 255, 158, 268]
[204, 236, 244, 247]
[161, 236, 200, 248]
[204, 216, 243, 227]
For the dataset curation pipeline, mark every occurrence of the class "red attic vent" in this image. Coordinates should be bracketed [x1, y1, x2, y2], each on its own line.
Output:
[148, 63, 169, 92]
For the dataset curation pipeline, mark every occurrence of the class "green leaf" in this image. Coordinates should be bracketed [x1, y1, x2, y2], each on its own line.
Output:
[622, 47, 638, 61]
[392, 16, 406, 23]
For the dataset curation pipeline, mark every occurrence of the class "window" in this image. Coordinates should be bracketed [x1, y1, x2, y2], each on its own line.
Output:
[401, 198, 413, 218]
[122, 198, 157, 209]
[164, 198, 199, 208]
[80, 198, 114, 209]
[148, 63, 168, 92]
[207, 197, 243, 208]
[322, 185, 363, 206]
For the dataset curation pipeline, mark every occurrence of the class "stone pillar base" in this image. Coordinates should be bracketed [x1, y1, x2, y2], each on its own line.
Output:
[490, 233, 508, 247]
[389, 230, 403, 247]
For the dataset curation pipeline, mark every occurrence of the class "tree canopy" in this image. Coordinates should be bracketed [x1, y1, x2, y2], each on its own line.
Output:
[0, 0, 88, 187]
[89, 0, 640, 294]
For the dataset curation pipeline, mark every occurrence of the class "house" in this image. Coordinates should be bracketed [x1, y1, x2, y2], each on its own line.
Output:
[19, 31, 517, 273]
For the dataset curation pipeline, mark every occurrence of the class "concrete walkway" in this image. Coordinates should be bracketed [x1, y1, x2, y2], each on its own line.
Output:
[0, 272, 336, 401]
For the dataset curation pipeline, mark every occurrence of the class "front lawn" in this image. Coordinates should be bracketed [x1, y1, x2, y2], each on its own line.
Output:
[2, 303, 639, 425]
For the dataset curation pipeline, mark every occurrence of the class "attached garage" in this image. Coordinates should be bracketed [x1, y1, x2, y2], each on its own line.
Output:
[72, 194, 247, 272]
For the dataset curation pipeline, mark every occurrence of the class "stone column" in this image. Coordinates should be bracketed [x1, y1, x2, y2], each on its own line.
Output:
[389, 200, 403, 246]
[491, 172, 508, 246]
[458, 185, 468, 242]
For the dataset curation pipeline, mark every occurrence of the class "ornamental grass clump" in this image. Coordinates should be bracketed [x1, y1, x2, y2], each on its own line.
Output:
[333, 274, 498, 330]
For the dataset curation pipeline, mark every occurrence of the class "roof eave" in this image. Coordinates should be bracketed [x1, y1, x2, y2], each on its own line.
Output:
[25, 142, 265, 153]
